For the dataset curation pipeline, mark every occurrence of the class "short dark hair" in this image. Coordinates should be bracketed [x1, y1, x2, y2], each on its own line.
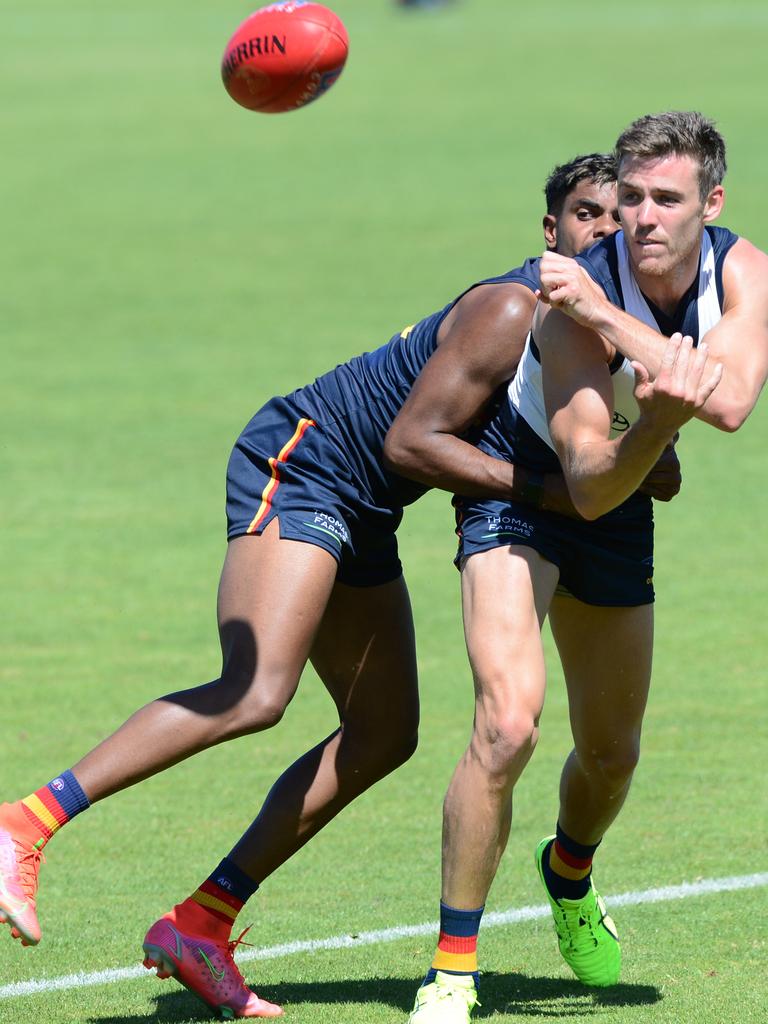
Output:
[544, 153, 618, 217]
[615, 111, 727, 200]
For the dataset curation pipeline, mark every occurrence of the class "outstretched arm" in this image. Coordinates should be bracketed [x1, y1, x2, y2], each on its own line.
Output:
[538, 306, 721, 520]
[539, 239, 768, 432]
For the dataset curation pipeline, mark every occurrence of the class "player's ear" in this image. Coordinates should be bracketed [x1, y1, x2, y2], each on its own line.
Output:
[702, 185, 725, 223]
[543, 214, 557, 250]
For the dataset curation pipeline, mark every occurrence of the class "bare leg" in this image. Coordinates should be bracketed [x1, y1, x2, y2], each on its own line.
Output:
[228, 574, 420, 881]
[549, 596, 654, 845]
[73, 524, 339, 801]
[441, 547, 559, 909]
[135, 565, 418, 1019]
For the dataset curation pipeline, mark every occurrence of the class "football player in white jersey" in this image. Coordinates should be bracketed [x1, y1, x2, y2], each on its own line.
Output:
[395, 117, 752, 1021]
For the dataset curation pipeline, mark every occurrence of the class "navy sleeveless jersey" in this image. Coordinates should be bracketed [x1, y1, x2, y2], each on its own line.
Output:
[284, 259, 541, 509]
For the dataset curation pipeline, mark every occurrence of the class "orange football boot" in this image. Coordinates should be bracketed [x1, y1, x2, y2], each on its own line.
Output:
[0, 803, 44, 946]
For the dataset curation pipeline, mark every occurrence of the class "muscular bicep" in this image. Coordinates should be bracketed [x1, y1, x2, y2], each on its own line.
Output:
[696, 239, 768, 430]
[537, 306, 615, 472]
[387, 283, 536, 444]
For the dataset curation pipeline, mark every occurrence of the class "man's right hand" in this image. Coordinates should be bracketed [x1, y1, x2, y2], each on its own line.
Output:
[537, 251, 609, 328]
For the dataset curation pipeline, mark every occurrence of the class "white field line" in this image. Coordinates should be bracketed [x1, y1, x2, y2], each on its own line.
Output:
[1, 871, 766, 1000]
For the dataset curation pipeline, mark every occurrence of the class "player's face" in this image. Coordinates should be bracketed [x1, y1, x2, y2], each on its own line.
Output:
[617, 154, 724, 279]
[543, 181, 619, 258]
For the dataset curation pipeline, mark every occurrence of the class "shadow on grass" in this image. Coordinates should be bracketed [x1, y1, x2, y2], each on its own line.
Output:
[87, 971, 662, 1022]
[476, 971, 662, 1017]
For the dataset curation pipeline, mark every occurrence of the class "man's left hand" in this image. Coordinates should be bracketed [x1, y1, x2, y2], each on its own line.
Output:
[638, 437, 681, 501]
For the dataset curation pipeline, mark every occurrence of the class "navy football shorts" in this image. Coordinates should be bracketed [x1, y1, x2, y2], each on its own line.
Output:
[454, 495, 654, 607]
[226, 396, 404, 587]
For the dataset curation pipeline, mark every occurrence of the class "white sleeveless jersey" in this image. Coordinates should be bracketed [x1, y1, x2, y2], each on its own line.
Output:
[508, 230, 723, 450]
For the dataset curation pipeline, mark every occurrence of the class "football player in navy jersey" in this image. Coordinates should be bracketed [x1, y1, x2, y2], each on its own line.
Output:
[401, 113, 764, 1021]
[0, 149, 681, 1019]
[542, 154, 621, 256]
[1, 153, 669, 1019]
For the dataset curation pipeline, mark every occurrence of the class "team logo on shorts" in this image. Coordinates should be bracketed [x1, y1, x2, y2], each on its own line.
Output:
[304, 511, 349, 547]
[483, 514, 534, 540]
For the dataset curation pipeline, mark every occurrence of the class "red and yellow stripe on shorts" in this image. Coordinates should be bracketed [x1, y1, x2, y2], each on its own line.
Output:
[246, 417, 316, 534]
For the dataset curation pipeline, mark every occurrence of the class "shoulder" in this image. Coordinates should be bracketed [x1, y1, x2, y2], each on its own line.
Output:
[446, 278, 538, 336]
[721, 233, 768, 298]
[478, 257, 541, 293]
[574, 235, 620, 295]
[574, 235, 617, 276]
[707, 224, 740, 256]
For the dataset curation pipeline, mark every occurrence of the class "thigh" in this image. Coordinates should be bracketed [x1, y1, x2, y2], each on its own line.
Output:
[461, 545, 559, 716]
[309, 575, 419, 733]
[217, 523, 340, 705]
[549, 595, 654, 748]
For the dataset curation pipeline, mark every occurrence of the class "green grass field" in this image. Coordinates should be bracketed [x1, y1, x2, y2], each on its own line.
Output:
[2, 1, 767, 1021]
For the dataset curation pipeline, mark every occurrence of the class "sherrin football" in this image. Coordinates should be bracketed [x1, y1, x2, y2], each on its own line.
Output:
[221, 2, 349, 113]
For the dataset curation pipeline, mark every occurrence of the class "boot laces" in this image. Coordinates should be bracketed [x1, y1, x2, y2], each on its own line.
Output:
[223, 924, 255, 985]
[434, 979, 480, 1009]
[14, 844, 44, 901]
[558, 899, 600, 950]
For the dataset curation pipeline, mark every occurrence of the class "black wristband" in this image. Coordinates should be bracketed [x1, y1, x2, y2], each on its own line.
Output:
[515, 468, 544, 509]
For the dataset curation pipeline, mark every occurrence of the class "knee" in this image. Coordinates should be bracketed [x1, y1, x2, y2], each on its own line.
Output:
[238, 692, 287, 733]
[472, 705, 540, 783]
[374, 713, 420, 776]
[340, 715, 419, 786]
[373, 725, 419, 777]
[214, 668, 291, 736]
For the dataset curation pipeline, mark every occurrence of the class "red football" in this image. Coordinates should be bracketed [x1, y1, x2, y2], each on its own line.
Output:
[221, 3, 349, 114]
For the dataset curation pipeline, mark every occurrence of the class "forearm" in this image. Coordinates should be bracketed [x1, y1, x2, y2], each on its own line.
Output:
[564, 419, 671, 520]
[586, 301, 761, 432]
[384, 433, 577, 515]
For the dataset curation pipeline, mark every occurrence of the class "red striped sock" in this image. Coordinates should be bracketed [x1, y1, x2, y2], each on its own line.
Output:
[19, 771, 90, 849]
[190, 879, 245, 927]
[429, 902, 484, 978]
[549, 838, 594, 882]
[179, 857, 260, 938]
[544, 824, 601, 900]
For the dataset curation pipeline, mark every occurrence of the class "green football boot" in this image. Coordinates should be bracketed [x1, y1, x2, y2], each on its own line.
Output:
[535, 836, 621, 987]
[408, 971, 479, 1024]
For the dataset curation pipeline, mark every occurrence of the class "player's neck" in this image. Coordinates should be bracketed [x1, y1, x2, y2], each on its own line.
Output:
[633, 244, 702, 317]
